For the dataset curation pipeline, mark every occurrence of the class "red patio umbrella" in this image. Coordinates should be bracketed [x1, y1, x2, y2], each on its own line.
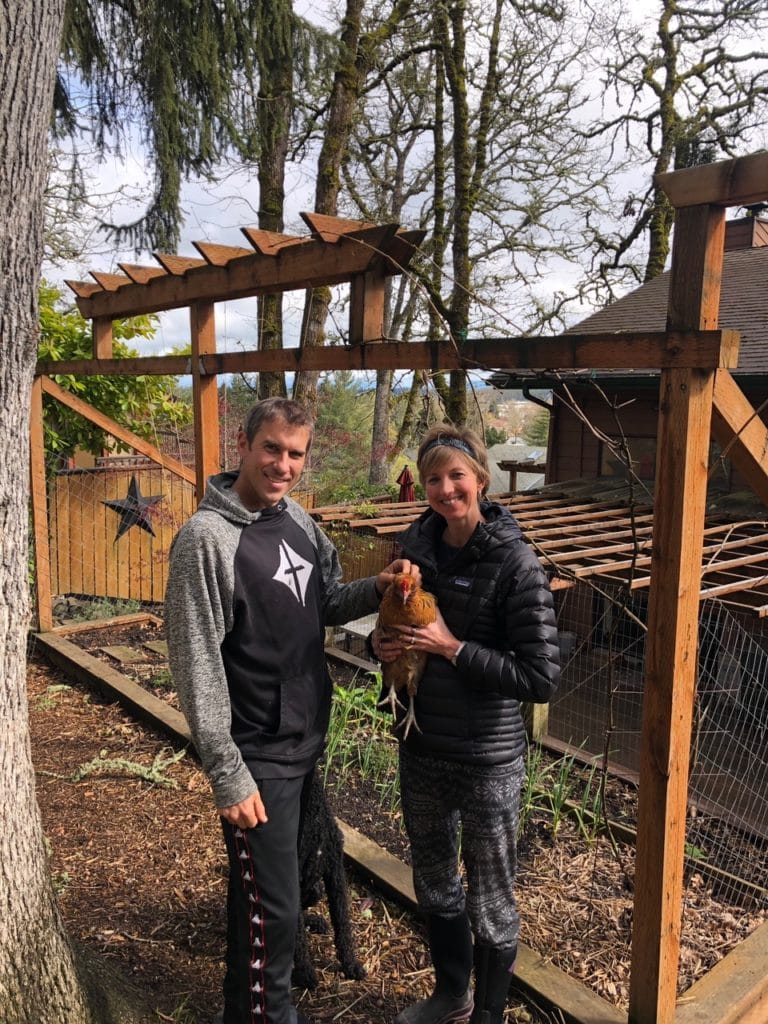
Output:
[396, 465, 415, 502]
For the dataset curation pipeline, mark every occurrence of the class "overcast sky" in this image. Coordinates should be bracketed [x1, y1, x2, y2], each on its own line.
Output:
[45, 0, 766, 364]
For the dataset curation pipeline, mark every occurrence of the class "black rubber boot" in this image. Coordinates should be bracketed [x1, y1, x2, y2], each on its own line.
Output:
[469, 944, 517, 1024]
[393, 912, 474, 1024]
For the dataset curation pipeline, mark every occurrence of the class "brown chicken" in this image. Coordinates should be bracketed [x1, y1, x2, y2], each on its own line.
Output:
[376, 572, 437, 738]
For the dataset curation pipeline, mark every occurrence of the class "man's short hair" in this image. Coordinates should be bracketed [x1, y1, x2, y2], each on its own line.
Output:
[242, 398, 315, 445]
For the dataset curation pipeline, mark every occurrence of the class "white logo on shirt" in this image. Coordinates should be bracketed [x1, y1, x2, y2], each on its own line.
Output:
[273, 541, 314, 606]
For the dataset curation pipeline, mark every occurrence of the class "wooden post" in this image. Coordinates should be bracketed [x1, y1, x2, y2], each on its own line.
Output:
[30, 376, 53, 631]
[349, 269, 386, 343]
[522, 702, 549, 742]
[93, 316, 113, 359]
[190, 302, 220, 502]
[629, 205, 726, 1024]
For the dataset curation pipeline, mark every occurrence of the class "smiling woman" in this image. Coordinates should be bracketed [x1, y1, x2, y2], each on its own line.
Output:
[372, 422, 560, 1024]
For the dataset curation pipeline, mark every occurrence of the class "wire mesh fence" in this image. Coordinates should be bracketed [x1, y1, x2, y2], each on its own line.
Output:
[551, 582, 768, 907]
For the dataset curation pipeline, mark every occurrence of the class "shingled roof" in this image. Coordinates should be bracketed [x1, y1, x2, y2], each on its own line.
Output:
[567, 217, 768, 376]
[490, 217, 768, 389]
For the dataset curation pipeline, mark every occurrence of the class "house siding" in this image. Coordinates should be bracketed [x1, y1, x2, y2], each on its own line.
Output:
[550, 383, 768, 492]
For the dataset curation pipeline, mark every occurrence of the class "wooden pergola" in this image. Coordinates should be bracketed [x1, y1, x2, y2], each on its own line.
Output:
[30, 155, 768, 1023]
[309, 491, 768, 610]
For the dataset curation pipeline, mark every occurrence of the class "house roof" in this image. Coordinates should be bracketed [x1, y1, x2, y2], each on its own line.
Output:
[489, 218, 768, 389]
[569, 245, 768, 376]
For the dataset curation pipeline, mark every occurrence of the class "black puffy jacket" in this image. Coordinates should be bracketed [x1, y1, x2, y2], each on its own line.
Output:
[396, 501, 560, 765]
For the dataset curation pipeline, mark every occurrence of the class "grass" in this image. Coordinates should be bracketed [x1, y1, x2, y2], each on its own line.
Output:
[520, 742, 605, 843]
[324, 675, 607, 842]
[323, 672, 401, 814]
[36, 683, 72, 710]
[70, 597, 142, 622]
[147, 667, 174, 690]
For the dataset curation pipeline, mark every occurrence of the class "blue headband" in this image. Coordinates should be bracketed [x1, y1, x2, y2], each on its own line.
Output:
[421, 436, 476, 460]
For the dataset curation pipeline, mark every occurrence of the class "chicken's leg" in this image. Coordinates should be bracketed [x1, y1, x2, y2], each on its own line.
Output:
[378, 683, 406, 719]
[395, 694, 421, 740]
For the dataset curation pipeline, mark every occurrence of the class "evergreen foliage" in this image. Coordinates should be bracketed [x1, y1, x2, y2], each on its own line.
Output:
[522, 408, 550, 447]
[56, 1, 329, 251]
[311, 372, 377, 501]
[58, 0, 260, 249]
[484, 425, 509, 447]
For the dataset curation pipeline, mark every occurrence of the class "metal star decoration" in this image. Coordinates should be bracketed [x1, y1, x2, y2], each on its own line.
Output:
[103, 475, 164, 541]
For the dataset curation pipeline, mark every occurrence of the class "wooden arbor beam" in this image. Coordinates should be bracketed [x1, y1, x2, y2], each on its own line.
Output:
[711, 369, 768, 508]
[629, 205, 727, 1024]
[92, 317, 113, 360]
[36, 329, 739, 379]
[350, 270, 386, 343]
[190, 302, 219, 501]
[71, 224, 412, 320]
[655, 151, 768, 209]
[39, 378, 196, 484]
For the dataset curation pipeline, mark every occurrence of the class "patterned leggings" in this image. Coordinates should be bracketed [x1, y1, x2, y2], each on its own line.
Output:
[399, 747, 525, 949]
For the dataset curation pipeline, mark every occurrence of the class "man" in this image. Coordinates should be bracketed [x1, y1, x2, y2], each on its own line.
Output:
[165, 398, 414, 1024]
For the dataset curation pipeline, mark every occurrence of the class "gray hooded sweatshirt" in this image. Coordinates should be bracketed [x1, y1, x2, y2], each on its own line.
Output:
[165, 472, 380, 808]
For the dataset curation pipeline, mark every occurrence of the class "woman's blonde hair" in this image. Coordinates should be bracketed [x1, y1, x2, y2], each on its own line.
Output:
[416, 425, 491, 495]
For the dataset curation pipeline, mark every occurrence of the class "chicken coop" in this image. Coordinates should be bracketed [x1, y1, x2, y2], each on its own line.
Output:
[31, 158, 768, 1024]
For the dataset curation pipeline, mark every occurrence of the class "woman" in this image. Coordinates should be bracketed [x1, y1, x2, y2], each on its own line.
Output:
[374, 425, 560, 1024]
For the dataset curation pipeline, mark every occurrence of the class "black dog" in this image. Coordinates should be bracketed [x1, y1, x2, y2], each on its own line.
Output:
[292, 773, 366, 990]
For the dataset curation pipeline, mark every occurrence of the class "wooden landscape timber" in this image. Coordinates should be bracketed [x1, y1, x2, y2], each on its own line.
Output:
[29, 156, 768, 1024]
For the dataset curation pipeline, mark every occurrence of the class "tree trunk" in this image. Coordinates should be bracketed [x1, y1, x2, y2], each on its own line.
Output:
[369, 367, 392, 485]
[643, 0, 676, 282]
[255, 0, 292, 400]
[0, 2, 94, 1022]
[293, 0, 366, 416]
[292, 284, 331, 415]
[436, 0, 473, 425]
[395, 370, 428, 452]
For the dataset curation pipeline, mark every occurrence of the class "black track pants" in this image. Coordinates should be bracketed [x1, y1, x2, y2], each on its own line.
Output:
[220, 774, 310, 1024]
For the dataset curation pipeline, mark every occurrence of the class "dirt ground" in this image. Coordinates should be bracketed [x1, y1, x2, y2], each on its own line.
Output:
[27, 650, 557, 1024]
[26, 619, 768, 1022]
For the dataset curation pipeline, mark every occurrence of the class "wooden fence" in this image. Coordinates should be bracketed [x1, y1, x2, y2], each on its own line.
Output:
[48, 466, 317, 605]
[49, 466, 195, 604]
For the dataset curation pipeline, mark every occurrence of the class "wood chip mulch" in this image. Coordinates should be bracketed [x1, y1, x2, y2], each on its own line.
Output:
[27, 652, 556, 1024]
[28, 617, 768, 1021]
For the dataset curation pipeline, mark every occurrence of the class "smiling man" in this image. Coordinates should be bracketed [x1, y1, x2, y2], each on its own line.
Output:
[165, 398, 414, 1024]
